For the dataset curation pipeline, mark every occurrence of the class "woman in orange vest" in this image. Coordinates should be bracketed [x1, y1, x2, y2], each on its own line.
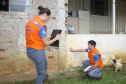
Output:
[70, 40, 103, 81]
[25, 6, 61, 84]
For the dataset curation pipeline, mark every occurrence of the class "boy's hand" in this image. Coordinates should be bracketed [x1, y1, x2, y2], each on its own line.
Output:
[86, 69, 90, 72]
[69, 47, 74, 52]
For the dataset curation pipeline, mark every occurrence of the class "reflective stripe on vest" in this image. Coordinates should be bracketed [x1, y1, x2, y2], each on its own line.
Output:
[92, 52, 95, 56]
[29, 20, 41, 28]
[92, 51, 101, 56]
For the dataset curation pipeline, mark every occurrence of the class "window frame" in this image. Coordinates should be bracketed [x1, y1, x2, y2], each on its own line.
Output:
[90, 0, 109, 16]
[0, 0, 30, 13]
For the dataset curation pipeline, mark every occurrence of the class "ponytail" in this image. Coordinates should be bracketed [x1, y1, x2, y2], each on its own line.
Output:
[38, 6, 51, 16]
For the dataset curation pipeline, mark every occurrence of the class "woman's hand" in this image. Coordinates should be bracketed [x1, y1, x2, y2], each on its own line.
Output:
[47, 34, 52, 39]
[42, 33, 61, 46]
[55, 33, 61, 40]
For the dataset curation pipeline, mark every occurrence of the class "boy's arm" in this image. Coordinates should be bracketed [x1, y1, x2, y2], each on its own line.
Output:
[86, 61, 99, 72]
[86, 54, 100, 72]
[70, 47, 86, 52]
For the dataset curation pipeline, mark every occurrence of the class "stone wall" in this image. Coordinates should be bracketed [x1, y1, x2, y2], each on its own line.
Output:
[0, 0, 67, 82]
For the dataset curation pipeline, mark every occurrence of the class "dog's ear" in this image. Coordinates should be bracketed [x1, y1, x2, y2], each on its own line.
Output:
[113, 59, 117, 63]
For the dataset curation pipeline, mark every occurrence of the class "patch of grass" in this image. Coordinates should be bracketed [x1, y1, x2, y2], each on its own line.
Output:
[51, 70, 126, 84]
[59, 72, 67, 76]
[6, 64, 126, 84]
[77, 70, 85, 75]
[51, 78, 64, 84]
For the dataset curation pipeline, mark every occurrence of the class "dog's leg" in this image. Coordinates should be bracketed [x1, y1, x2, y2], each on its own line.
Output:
[120, 67, 122, 71]
[115, 68, 118, 73]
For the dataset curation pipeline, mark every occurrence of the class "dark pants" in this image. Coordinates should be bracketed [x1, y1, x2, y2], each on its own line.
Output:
[27, 49, 47, 84]
[82, 60, 103, 78]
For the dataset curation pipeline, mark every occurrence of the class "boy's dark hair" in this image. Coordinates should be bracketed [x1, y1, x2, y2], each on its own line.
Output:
[38, 6, 51, 16]
[88, 40, 96, 47]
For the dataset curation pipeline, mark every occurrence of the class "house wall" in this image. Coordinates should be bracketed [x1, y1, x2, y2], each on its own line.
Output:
[115, 0, 126, 33]
[84, 0, 126, 33]
[68, 0, 111, 34]
[0, 0, 67, 82]
[66, 34, 126, 69]
[84, 0, 111, 34]
[67, 17, 79, 34]
[68, 0, 126, 34]
[90, 15, 110, 33]
[68, 0, 83, 12]
[1, 0, 126, 82]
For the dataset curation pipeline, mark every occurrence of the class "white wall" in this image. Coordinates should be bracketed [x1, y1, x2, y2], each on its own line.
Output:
[66, 34, 126, 69]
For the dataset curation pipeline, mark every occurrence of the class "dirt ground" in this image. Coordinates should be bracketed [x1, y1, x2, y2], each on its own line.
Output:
[1, 63, 126, 84]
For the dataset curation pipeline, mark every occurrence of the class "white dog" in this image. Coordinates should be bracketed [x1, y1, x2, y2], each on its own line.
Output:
[112, 59, 122, 72]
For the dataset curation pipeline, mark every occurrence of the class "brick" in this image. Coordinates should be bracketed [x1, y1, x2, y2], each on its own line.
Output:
[28, 64, 32, 68]
[65, 3, 68, 6]
[31, 69, 37, 74]
[4, 71, 11, 74]
[48, 56, 54, 59]
[12, 69, 15, 73]
[47, 48, 51, 52]
[52, 17, 56, 19]
[24, 71, 31, 74]
[0, 57, 8, 60]
[50, 62, 55, 66]
[47, 67, 52, 71]
[55, 48, 58, 50]
[0, 67, 3, 72]
[47, 66, 58, 72]
[0, 48, 5, 51]
[53, 66, 58, 70]
[12, 61, 16, 66]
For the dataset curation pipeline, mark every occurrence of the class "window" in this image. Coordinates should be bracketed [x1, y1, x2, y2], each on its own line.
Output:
[0, 0, 30, 12]
[90, 0, 108, 16]
[0, 0, 9, 11]
[10, 0, 30, 12]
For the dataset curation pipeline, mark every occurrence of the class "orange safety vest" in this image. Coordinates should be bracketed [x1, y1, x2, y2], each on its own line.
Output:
[88, 48, 103, 69]
[25, 16, 47, 50]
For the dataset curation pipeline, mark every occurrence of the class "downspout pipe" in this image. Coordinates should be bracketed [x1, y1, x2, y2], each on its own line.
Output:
[112, 0, 115, 34]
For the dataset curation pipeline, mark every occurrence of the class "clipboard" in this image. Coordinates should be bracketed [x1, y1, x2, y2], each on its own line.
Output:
[50, 29, 62, 47]
[51, 29, 62, 38]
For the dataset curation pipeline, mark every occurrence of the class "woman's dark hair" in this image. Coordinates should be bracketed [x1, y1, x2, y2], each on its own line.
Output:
[38, 6, 51, 16]
[88, 40, 96, 47]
